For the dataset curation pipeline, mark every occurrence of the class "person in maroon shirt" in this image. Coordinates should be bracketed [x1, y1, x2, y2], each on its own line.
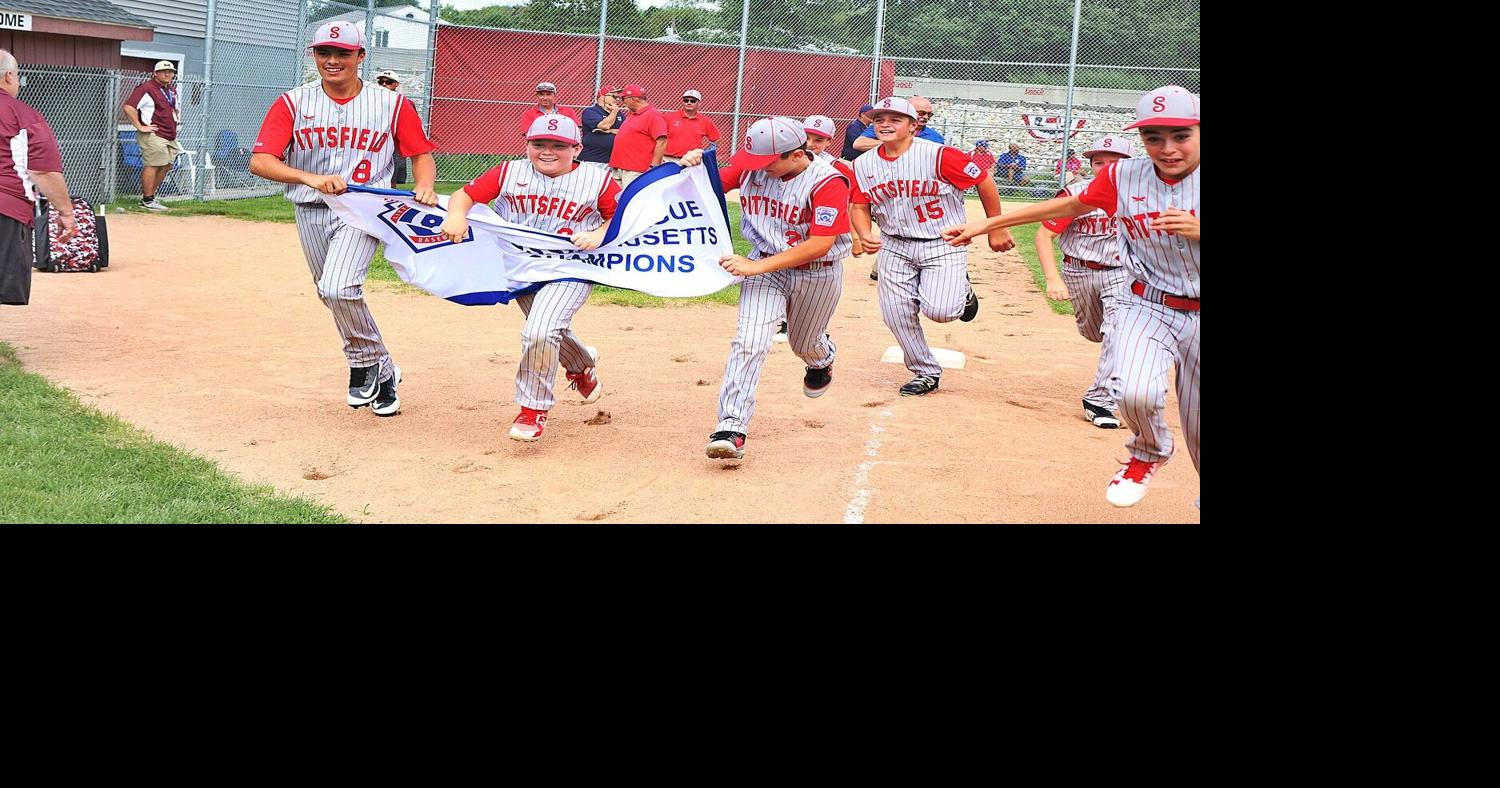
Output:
[663, 89, 720, 164]
[1, 49, 76, 307]
[518, 81, 581, 137]
[608, 84, 668, 188]
[123, 61, 181, 212]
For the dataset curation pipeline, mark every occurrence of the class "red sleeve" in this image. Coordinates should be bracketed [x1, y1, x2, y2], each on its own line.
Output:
[394, 97, 435, 157]
[937, 146, 985, 189]
[807, 176, 852, 236]
[649, 112, 668, 139]
[1078, 163, 1118, 215]
[597, 176, 622, 219]
[830, 159, 856, 185]
[252, 96, 295, 159]
[704, 118, 721, 142]
[124, 82, 149, 110]
[1041, 189, 1074, 233]
[23, 113, 63, 172]
[718, 163, 744, 192]
[461, 162, 507, 205]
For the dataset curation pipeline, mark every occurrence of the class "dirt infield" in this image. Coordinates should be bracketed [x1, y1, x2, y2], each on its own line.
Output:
[2, 210, 1198, 523]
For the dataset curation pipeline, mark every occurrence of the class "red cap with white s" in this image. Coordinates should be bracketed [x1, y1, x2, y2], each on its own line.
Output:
[1124, 85, 1200, 130]
[526, 114, 581, 145]
[730, 117, 807, 170]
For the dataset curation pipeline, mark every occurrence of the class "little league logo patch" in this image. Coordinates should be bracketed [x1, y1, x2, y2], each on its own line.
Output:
[963, 161, 983, 179]
[814, 206, 838, 227]
[377, 199, 471, 253]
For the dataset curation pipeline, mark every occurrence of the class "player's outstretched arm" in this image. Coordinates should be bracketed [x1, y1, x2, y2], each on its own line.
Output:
[250, 152, 345, 194]
[942, 194, 1089, 246]
[719, 234, 835, 277]
[410, 153, 438, 205]
[974, 175, 1014, 252]
[1033, 226, 1068, 301]
[440, 188, 476, 243]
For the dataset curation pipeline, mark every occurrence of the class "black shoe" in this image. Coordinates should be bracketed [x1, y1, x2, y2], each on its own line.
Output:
[870, 263, 879, 281]
[705, 430, 746, 459]
[347, 364, 379, 407]
[960, 289, 980, 322]
[1082, 399, 1120, 429]
[803, 364, 833, 398]
[899, 374, 940, 396]
[372, 365, 402, 416]
[776, 320, 788, 335]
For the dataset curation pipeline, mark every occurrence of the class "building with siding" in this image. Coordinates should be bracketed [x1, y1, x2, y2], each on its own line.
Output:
[3, 1, 153, 68]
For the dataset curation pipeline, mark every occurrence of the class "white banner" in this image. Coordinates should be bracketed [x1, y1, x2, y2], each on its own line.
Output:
[325, 151, 739, 304]
[1021, 114, 1088, 141]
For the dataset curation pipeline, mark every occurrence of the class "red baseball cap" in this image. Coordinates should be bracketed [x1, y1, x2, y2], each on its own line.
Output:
[621, 85, 647, 98]
[311, 21, 365, 50]
[730, 117, 807, 170]
[597, 84, 620, 97]
[1124, 85, 1199, 130]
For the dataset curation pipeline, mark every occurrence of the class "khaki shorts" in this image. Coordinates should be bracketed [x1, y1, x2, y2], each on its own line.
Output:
[614, 168, 644, 188]
[137, 132, 183, 167]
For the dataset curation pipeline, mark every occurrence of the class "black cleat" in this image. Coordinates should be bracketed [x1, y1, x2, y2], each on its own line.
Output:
[347, 364, 379, 407]
[705, 430, 746, 459]
[960, 288, 980, 322]
[803, 365, 833, 398]
[372, 365, 402, 416]
[899, 374, 940, 396]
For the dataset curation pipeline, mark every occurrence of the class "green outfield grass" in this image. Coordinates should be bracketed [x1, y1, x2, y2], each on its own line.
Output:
[111, 183, 749, 307]
[0, 342, 348, 524]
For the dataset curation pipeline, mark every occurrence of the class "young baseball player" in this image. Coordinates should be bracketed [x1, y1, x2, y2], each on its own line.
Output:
[1033, 134, 1136, 430]
[250, 21, 438, 417]
[943, 85, 1199, 509]
[849, 96, 1014, 397]
[694, 117, 852, 460]
[801, 115, 864, 257]
[438, 114, 622, 442]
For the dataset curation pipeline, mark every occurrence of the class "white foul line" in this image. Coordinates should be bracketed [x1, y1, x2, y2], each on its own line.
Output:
[843, 408, 892, 524]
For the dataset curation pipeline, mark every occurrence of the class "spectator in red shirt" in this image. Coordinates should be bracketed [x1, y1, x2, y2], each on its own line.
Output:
[518, 81, 580, 136]
[608, 84, 667, 187]
[1, 49, 76, 307]
[969, 140, 997, 174]
[664, 89, 720, 164]
[122, 60, 181, 212]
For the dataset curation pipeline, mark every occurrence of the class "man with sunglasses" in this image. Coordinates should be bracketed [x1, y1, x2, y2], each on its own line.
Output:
[519, 81, 580, 136]
[851, 95, 943, 153]
[664, 90, 720, 165]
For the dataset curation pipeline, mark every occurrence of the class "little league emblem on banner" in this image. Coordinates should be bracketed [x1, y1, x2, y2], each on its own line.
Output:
[378, 201, 473, 253]
[1021, 114, 1088, 141]
[326, 148, 739, 304]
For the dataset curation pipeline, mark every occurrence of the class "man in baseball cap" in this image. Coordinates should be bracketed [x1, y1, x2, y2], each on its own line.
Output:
[520, 80, 580, 136]
[122, 59, 183, 210]
[580, 85, 625, 166]
[610, 85, 667, 186]
[375, 70, 401, 87]
[842, 103, 876, 160]
[664, 89, 720, 164]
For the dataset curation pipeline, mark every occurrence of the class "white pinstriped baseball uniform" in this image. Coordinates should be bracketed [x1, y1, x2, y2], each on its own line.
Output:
[1081, 156, 1200, 472]
[1045, 177, 1129, 410]
[715, 156, 851, 434]
[463, 158, 619, 411]
[266, 80, 411, 383]
[853, 138, 984, 377]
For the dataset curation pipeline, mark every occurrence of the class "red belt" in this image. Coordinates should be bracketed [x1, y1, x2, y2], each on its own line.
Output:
[794, 260, 837, 271]
[1064, 255, 1114, 271]
[1131, 280, 1199, 311]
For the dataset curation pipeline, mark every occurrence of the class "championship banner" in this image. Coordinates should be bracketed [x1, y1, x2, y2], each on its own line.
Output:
[325, 149, 738, 305]
[1020, 114, 1088, 141]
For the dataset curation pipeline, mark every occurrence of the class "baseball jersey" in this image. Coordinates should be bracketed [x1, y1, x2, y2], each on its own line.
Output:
[519, 105, 582, 136]
[254, 81, 435, 205]
[851, 138, 985, 239]
[721, 157, 852, 263]
[0, 93, 64, 227]
[1079, 158, 1200, 298]
[463, 160, 621, 234]
[124, 79, 180, 141]
[1042, 178, 1119, 266]
[814, 150, 856, 183]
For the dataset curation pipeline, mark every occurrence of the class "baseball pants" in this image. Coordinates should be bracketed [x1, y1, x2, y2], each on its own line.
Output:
[716, 263, 842, 434]
[294, 203, 396, 382]
[514, 280, 595, 411]
[1113, 289, 1199, 472]
[876, 235, 970, 377]
[1060, 261, 1130, 410]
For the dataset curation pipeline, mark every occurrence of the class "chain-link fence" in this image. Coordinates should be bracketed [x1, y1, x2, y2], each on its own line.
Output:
[17, 0, 1195, 206]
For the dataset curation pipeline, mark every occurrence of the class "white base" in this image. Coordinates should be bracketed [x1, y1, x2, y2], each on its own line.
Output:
[880, 346, 966, 370]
